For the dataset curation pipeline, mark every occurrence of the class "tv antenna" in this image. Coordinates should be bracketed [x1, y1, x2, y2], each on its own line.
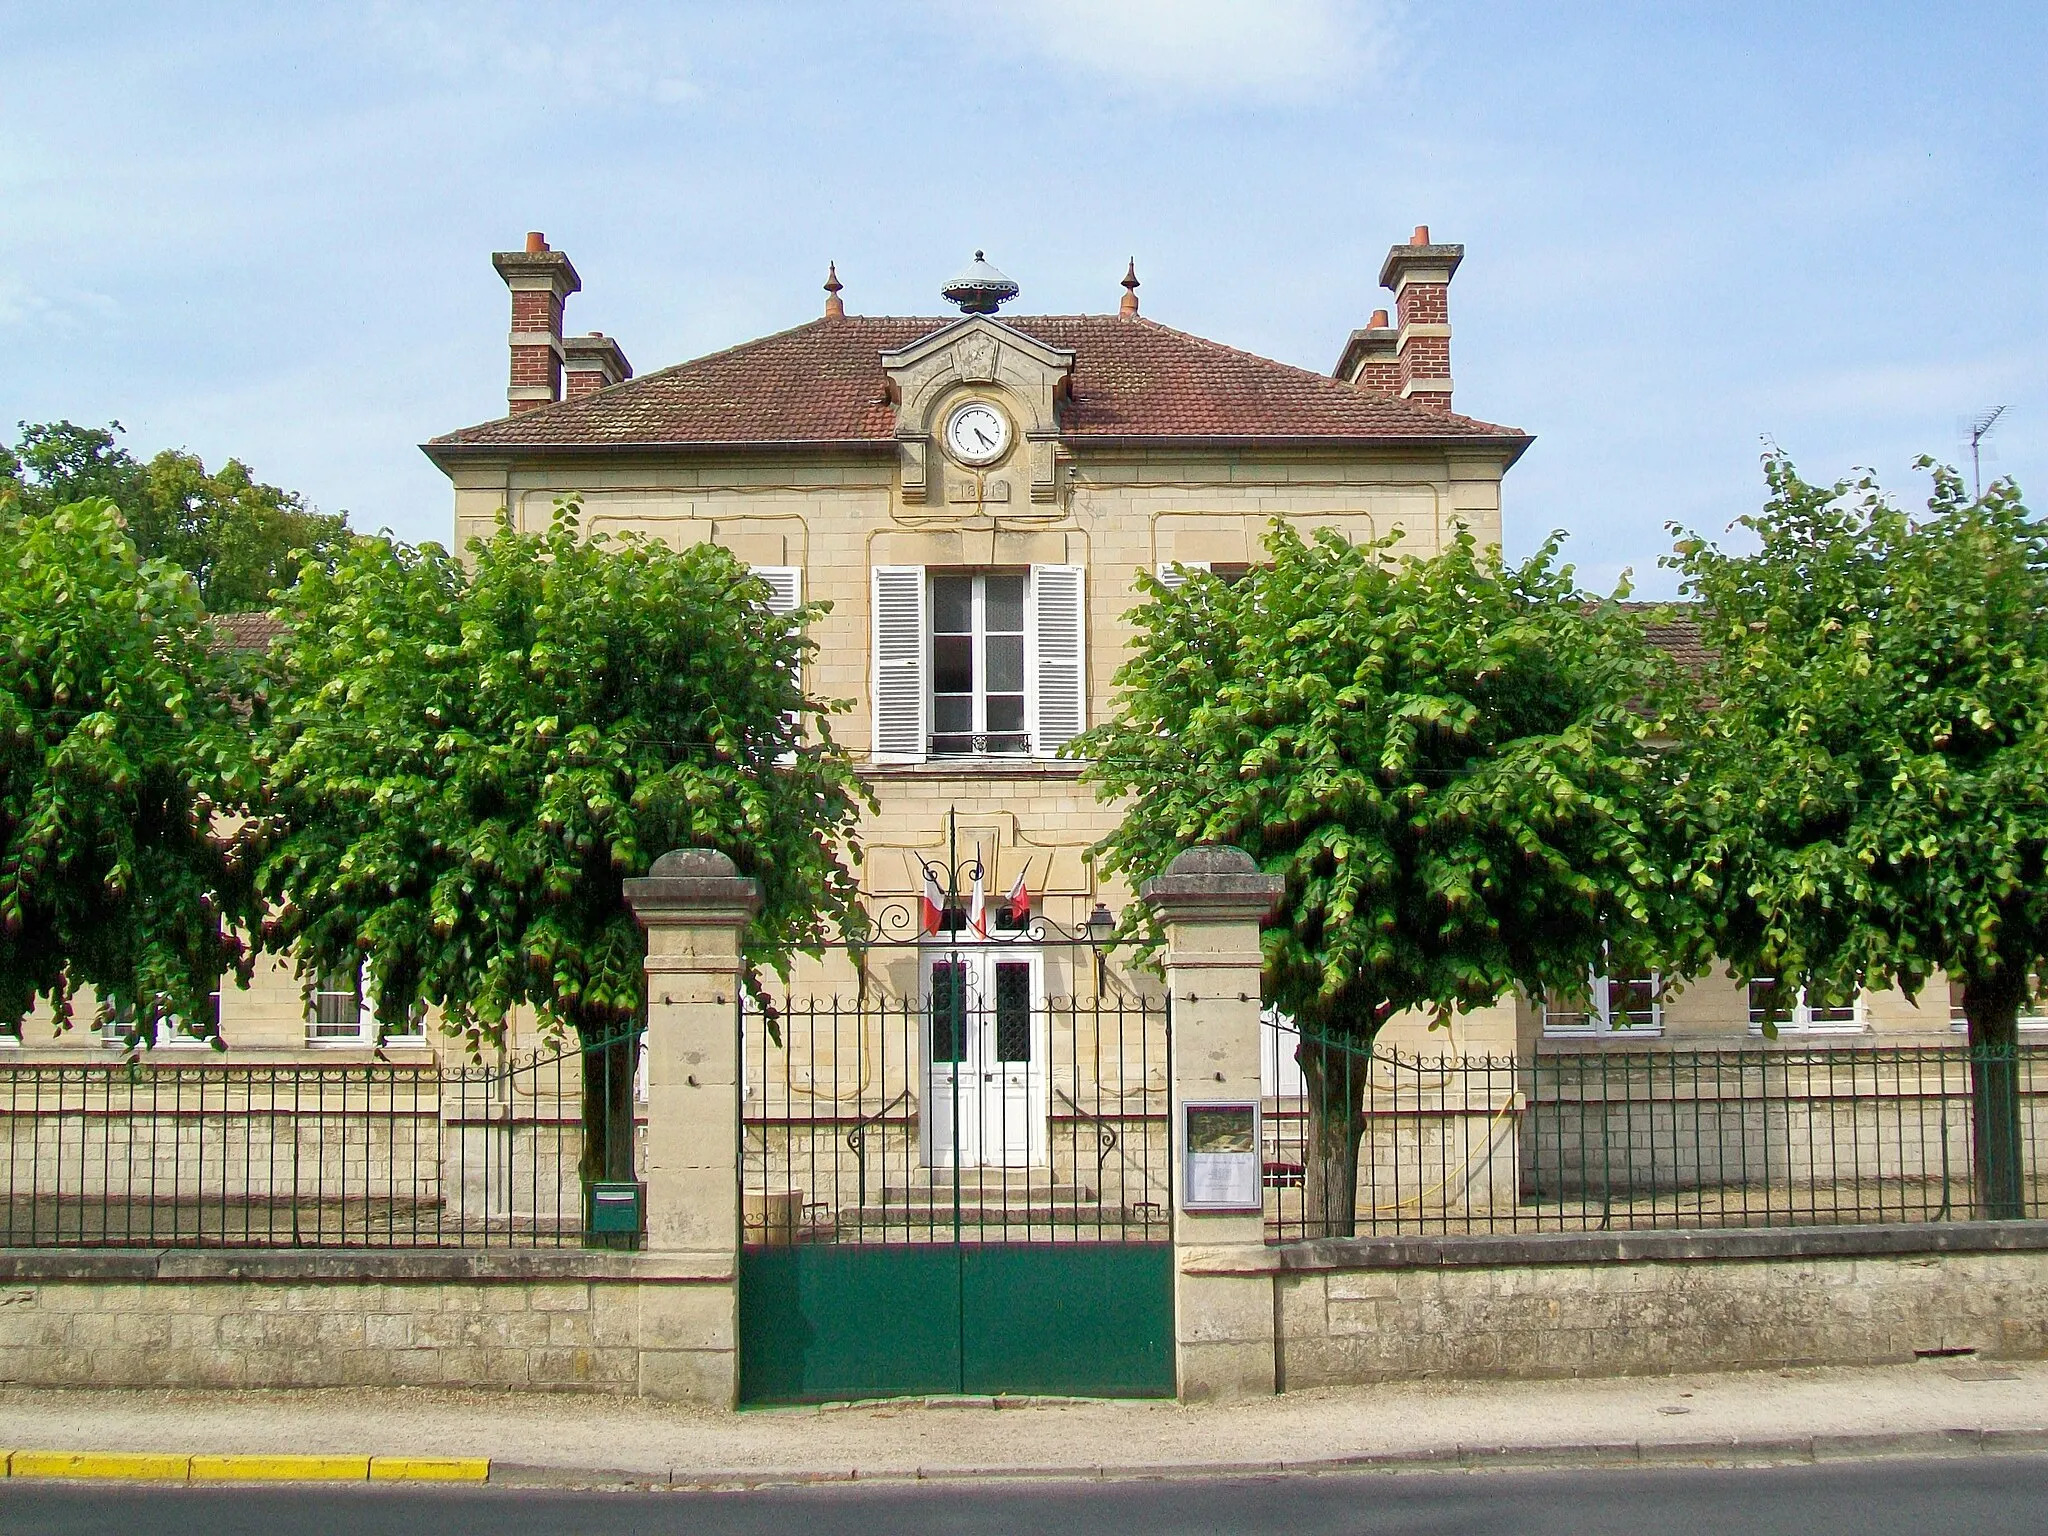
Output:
[1967, 406, 2007, 500]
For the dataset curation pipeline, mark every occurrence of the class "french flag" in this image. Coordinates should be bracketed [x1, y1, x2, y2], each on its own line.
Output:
[1004, 865, 1031, 923]
[921, 864, 946, 936]
[968, 856, 988, 939]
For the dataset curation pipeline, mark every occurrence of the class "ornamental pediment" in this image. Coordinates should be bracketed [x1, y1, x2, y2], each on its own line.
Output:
[881, 317, 1072, 509]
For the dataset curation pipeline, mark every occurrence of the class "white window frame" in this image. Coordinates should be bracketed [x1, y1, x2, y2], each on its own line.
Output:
[100, 996, 211, 1050]
[1947, 976, 2048, 1034]
[884, 563, 1084, 763]
[1748, 978, 1866, 1036]
[306, 966, 425, 1048]
[1541, 971, 1663, 1037]
[929, 569, 1030, 758]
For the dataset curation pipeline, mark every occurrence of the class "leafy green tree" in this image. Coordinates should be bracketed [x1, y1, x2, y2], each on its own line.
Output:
[1078, 525, 1684, 1235]
[252, 503, 869, 1192]
[1669, 455, 2048, 1217]
[0, 498, 257, 1043]
[1, 420, 349, 612]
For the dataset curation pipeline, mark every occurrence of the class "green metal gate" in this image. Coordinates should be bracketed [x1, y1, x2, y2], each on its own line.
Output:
[736, 880, 1174, 1404]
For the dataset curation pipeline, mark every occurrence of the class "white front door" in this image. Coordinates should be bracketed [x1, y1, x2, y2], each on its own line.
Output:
[922, 947, 1047, 1169]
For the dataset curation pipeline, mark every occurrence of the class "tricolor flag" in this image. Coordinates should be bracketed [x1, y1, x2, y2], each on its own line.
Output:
[1004, 864, 1032, 924]
[921, 864, 946, 936]
[967, 851, 988, 939]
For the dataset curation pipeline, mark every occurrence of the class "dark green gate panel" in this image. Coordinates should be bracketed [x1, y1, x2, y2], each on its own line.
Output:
[960, 1243, 1175, 1398]
[739, 1245, 961, 1405]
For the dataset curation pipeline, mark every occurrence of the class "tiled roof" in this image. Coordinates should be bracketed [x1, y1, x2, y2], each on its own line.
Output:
[208, 612, 287, 653]
[1619, 602, 1711, 675]
[425, 315, 1530, 456]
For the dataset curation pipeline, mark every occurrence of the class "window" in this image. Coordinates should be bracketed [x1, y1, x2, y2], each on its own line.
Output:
[870, 564, 1085, 763]
[306, 966, 424, 1047]
[1541, 973, 1662, 1036]
[101, 995, 212, 1049]
[1155, 560, 1251, 589]
[307, 969, 370, 1045]
[1948, 977, 2048, 1033]
[1749, 978, 1864, 1035]
[932, 571, 1027, 755]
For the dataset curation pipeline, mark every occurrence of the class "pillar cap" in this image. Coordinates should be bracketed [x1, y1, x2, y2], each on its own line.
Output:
[1140, 845, 1284, 923]
[623, 847, 763, 923]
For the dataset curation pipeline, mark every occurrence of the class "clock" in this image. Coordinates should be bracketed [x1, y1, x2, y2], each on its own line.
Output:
[944, 401, 1011, 466]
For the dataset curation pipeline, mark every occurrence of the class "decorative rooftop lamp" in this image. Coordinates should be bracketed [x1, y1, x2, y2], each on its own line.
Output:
[941, 251, 1020, 315]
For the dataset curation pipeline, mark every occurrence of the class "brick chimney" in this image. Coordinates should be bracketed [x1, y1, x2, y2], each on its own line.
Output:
[1377, 225, 1462, 411]
[563, 332, 632, 399]
[1331, 307, 1399, 393]
[491, 232, 581, 415]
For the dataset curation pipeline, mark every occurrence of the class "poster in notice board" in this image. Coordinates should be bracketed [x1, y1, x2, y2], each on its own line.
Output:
[1182, 1101, 1262, 1212]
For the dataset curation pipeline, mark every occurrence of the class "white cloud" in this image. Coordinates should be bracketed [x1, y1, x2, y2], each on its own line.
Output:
[1009, 0, 1397, 100]
[361, 2, 698, 108]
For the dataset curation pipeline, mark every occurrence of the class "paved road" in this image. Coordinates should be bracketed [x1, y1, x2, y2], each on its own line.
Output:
[3, 1456, 2046, 1534]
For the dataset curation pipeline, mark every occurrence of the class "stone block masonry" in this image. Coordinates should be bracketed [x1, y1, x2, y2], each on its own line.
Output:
[0, 1251, 729, 1397]
[5, 1225, 2048, 1397]
[1242, 1223, 2048, 1388]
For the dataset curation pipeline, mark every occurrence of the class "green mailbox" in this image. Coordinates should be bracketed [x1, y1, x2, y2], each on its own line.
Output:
[584, 1180, 646, 1246]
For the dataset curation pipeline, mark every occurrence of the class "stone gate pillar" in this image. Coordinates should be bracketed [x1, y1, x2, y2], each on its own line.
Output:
[1142, 845, 1284, 1401]
[622, 847, 761, 1404]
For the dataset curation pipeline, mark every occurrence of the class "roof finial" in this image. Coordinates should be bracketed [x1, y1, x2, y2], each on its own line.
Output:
[941, 251, 1019, 315]
[1119, 259, 1140, 317]
[823, 261, 844, 319]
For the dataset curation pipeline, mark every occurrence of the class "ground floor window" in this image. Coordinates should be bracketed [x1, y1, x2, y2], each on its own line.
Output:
[1542, 973, 1662, 1036]
[306, 967, 425, 1047]
[1748, 978, 1864, 1035]
[1948, 976, 2048, 1033]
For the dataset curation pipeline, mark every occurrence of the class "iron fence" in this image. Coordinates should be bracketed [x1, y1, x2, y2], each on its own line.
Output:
[741, 984, 1169, 1245]
[1263, 1021, 2048, 1241]
[0, 1031, 642, 1248]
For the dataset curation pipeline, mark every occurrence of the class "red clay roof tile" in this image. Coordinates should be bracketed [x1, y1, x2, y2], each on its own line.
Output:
[426, 315, 1529, 455]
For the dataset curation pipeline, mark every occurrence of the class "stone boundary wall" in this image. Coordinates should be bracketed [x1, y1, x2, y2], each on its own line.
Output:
[1224, 1223, 2048, 1388]
[4, 1226, 2048, 1398]
[0, 1250, 732, 1399]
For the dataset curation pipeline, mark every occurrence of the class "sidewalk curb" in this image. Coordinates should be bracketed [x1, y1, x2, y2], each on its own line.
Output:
[490, 1426, 2048, 1492]
[6, 1428, 2043, 1491]
[3, 1452, 489, 1484]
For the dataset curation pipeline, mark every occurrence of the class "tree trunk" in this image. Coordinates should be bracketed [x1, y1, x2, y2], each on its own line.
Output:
[1298, 1032, 1370, 1239]
[1963, 974, 2027, 1221]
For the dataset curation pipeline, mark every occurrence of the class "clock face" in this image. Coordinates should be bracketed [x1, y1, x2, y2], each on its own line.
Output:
[944, 401, 1011, 466]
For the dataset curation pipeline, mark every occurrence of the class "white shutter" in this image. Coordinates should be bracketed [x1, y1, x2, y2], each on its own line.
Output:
[871, 565, 927, 763]
[1028, 564, 1086, 756]
[753, 566, 803, 760]
[752, 565, 802, 618]
[1155, 560, 1210, 590]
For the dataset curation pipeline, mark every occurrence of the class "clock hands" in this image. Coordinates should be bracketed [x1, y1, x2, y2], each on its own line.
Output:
[973, 427, 994, 449]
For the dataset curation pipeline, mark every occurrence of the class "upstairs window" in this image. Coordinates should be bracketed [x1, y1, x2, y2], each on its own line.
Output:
[932, 571, 1028, 755]
[871, 564, 1085, 762]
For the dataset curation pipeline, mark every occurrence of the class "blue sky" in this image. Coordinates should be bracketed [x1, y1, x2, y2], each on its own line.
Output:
[3, 1, 2041, 596]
